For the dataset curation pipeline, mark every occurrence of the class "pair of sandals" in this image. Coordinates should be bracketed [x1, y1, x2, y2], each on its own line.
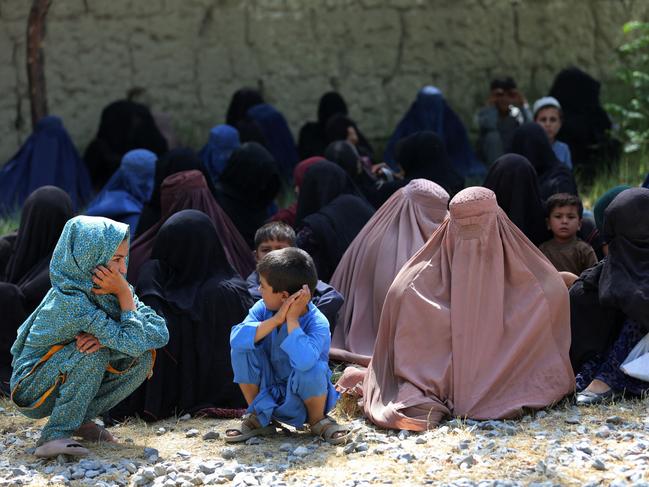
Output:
[34, 422, 116, 458]
[225, 413, 350, 445]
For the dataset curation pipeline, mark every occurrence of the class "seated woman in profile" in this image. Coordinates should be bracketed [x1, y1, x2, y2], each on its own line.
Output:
[357, 187, 574, 430]
[113, 210, 254, 421]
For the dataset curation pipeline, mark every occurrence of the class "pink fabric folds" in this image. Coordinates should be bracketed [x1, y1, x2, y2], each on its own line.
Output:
[363, 186, 574, 431]
[329, 179, 449, 365]
[128, 170, 255, 283]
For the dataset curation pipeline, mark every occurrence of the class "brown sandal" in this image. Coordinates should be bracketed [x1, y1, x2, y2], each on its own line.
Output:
[224, 413, 277, 443]
[309, 416, 351, 445]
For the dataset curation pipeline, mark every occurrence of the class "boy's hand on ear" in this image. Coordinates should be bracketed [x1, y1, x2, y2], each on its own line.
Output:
[286, 285, 311, 321]
[91, 265, 130, 297]
[273, 292, 300, 327]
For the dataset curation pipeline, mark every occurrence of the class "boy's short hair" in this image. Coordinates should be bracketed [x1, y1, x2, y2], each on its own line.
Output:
[257, 247, 317, 295]
[254, 222, 296, 250]
[545, 193, 584, 218]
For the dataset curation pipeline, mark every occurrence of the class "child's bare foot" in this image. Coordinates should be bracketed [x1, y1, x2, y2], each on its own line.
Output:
[74, 422, 117, 443]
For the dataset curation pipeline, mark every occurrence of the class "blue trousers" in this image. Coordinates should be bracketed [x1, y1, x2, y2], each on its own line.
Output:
[231, 347, 337, 427]
[12, 342, 152, 444]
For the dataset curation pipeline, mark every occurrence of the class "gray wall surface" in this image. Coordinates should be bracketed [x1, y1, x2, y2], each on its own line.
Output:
[1, 0, 648, 162]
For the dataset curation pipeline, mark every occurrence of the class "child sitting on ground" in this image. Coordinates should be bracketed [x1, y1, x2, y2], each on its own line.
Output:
[246, 222, 343, 331]
[228, 247, 349, 444]
[10, 216, 168, 458]
[533, 96, 572, 170]
[540, 193, 597, 276]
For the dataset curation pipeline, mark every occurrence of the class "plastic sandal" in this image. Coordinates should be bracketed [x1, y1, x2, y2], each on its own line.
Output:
[224, 413, 277, 443]
[309, 416, 351, 445]
[34, 438, 90, 457]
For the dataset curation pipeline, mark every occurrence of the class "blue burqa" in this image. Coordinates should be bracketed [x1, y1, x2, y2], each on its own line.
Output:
[0, 116, 93, 216]
[384, 86, 485, 179]
[85, 149, 156, 232]
[247, 104, 299, 182]
[198, 124, 240, 184]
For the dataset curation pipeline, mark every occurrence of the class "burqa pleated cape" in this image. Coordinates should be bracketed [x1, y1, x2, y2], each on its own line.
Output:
[363, 187, 574, 431]
[299, 194, 375, 283]
[329, 179, 449, 366]
[383, 86, 485, 179]
[213, 142, 281, 247]
[0, 186, 74, 391]
[0, 116, 93, 216]
[127, 170, 255, 284]
[135, 147, 214, 238]
[483, 154, 549, 246]
[84, 100, 168, 192]
[114, 210, 253, 420]
[198, 124, 240, 184]
[85, 149, 157, 231]
[295, 160, 365, 227]
[510, 123, 578, 200]
[570, 188, 649, 370]
[247, 103, 299, 182]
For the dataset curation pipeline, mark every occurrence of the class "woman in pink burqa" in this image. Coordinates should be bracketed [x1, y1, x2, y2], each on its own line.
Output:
[360, 186, 574, 430]
[329, 179, 449, 366]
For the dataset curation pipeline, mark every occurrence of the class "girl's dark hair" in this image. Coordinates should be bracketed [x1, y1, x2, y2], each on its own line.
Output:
[257, 247, 317, 294]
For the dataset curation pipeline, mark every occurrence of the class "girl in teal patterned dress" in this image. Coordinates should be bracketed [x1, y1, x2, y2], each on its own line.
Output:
[10, 215, 168, 457]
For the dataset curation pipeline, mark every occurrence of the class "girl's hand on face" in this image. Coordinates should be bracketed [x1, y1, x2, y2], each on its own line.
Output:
[91, 265, 130, 297]
[75, 332, 103, 354]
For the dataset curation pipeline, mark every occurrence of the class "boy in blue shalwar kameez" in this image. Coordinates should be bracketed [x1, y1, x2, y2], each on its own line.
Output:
[227, 247, 349, 444]
[10, 216, 168, 457]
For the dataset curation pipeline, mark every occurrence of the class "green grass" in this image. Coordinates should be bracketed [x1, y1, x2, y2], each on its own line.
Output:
[0, 212, 19, 236]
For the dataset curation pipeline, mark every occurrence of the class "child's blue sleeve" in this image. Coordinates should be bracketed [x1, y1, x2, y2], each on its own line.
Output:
[280, 315, 329, 371]
[230, 300, 268, 351]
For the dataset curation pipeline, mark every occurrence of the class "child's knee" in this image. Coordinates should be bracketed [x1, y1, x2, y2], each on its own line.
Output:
[75, 347, 111, 371]
[231, 349, 263, 385]
[292, 362, 329, 399]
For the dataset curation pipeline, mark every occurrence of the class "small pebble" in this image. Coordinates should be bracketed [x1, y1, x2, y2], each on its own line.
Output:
[293, 446, 310, 457]
[606, 416, 624, 425]
[176, 450, 192, 459]
[179, 413, 192, 421]
[185, 429, 199, 438]
[245, 436, 262, 445]
[592, 459, 607, 471]
[202, 431, 220, 441]
[279, 443, 293, 452]
[356, 442, 369, 452]
[221, 448, 236, 460]
[343, 442, 357, 454]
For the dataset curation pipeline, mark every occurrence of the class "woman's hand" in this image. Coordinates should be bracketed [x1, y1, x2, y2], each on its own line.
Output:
[76, 332, 103, 354]
[91, 265, 130, 297]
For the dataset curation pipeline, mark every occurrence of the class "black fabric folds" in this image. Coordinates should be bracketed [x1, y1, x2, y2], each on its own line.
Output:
[483, 154, 549, 245]
[295, 160, 364, 226]
[84, 100, 168, 191]
[510, 123, 578, 200]
[115, 210, 253, 420]
[300, 194, 375, 282]
[569, 188, 649, 370]
[213, 142, 281, 247]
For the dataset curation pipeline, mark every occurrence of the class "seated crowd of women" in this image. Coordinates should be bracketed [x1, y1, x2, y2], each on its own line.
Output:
[0, 66, 647, 440]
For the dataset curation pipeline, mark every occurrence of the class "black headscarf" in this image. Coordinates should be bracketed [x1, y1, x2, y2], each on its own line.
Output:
[135, 147, 214, 237]
[225, 88, 264, 127]
[116, 210, 251, 420]
[298, 92, 350, 159]
[483, 154, 549, 245]
[4, 186, 73, 286]
[295, 160, 364, 226]
[510, 123, 578, 199]
[299, 194, 375, 282]
[549, 67, 618, 173]
[324, 114, 375, 159]
[214, 142, 281, 247]
[84, 100, 168, 191]
[569, 188, 649, 370]
[396, 131, 464, 196]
